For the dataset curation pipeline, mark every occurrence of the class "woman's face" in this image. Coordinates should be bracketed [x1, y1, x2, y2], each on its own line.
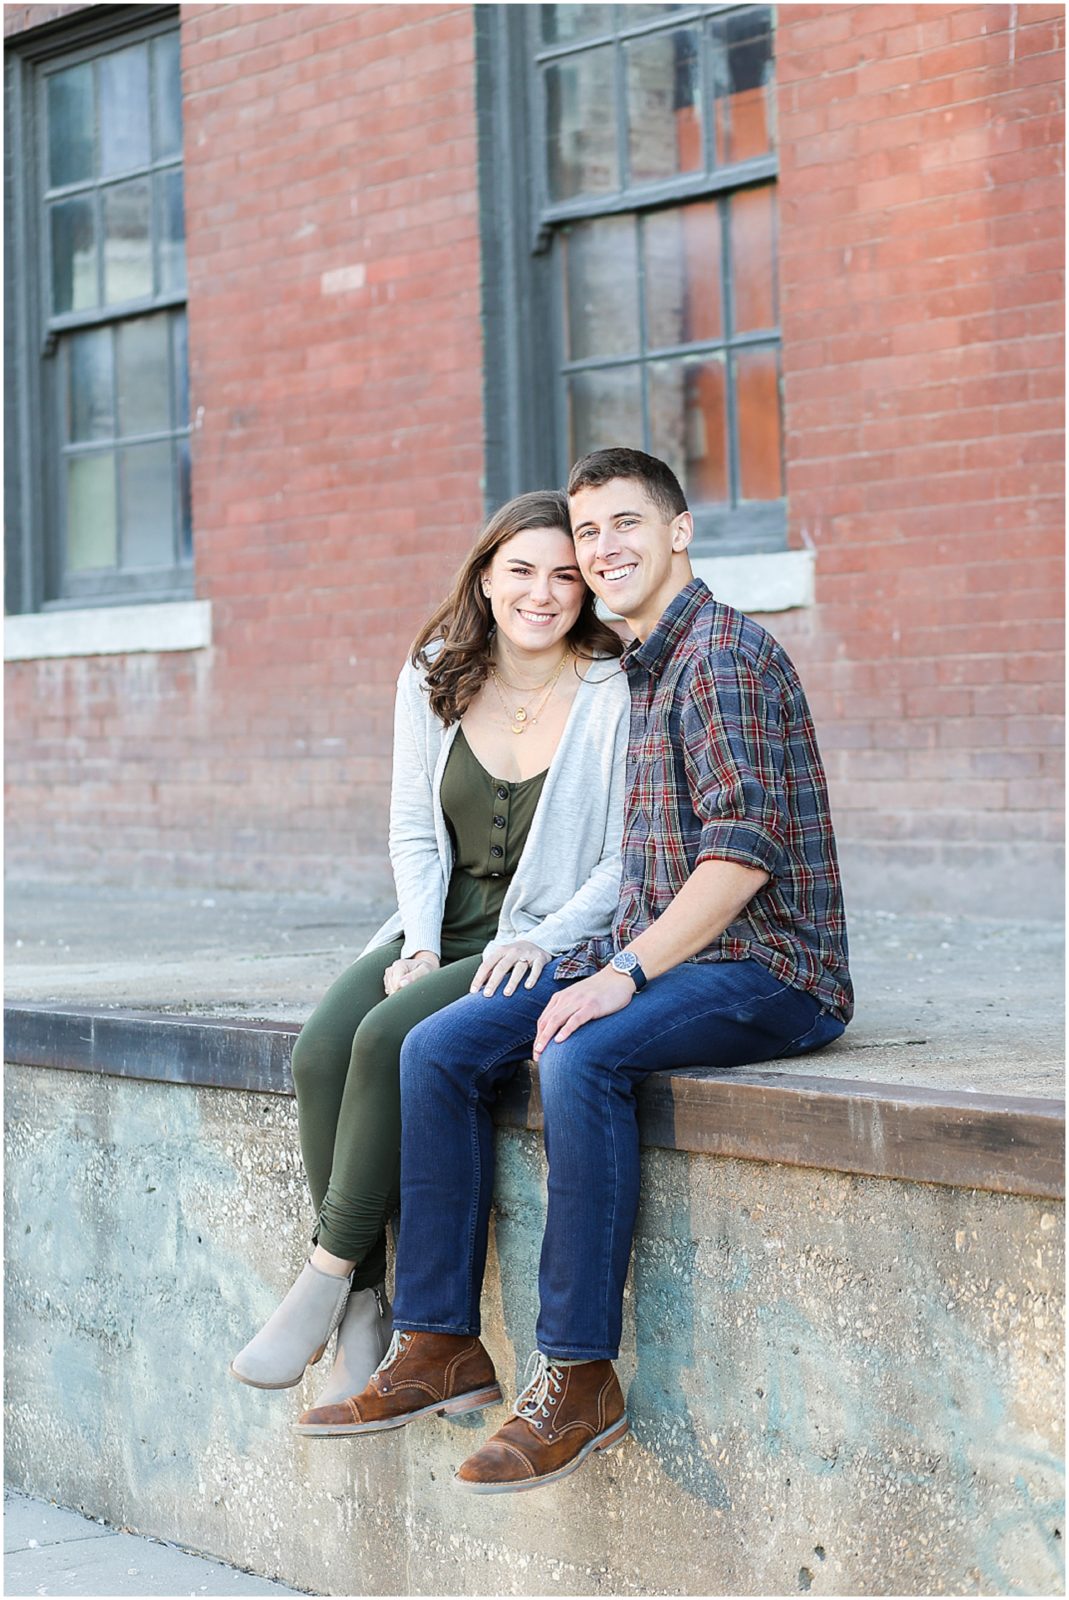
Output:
[481, 525, 585, 656]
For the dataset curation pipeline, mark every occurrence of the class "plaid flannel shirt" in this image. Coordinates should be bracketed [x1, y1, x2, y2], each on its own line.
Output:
[555, 579, 853, 1023]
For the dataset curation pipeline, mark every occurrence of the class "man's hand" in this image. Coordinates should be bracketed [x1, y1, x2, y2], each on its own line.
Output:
[383, 951, 440, 995]
[470, 940, 551, 998]
[533, 966, 636, 1058]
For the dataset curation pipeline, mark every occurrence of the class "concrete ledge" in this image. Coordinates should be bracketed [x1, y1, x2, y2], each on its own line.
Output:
[4, 600, 211, 660]
[6, 1004, 1063, 1201]
[5, 1061, 1064, 1597]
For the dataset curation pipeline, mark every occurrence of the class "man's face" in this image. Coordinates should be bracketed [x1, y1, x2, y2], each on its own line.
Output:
[569, 476, 692, 635]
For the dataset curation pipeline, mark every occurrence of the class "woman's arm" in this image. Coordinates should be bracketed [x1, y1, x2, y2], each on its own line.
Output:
[387, 664, 447, 959]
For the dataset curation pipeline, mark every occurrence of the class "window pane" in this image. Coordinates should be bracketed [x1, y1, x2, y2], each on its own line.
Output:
[620, 4, 681, 21]
[645, 202, 722, 350]
[711, 7, 774, 165]
[649, 355, 729, 505]
[735, 346, 782, 500]
[50, 195, 98, 313]
[545, 50, 619, 202]
[47, 63, 94, 189]
[626, 28, 702, 186]
[99, 44, 150, 176]
[730, 185, 777, 333]
[67, 452, 117, 569]
[563, 216, 639, 361]
[625, 5, 684, 22]
[152, 32, 183, 160]
[177, 438, 192, 562]
[103, 179, 152, 303]
[541, 6, 611, 45]
[158, 168, 187, 293]
[120, 442, 174, 566]
[568, 366, 643, 460]
[117, 314, 170, 436]
[172, 311, 189, 427]
[67, 327, 114, 442]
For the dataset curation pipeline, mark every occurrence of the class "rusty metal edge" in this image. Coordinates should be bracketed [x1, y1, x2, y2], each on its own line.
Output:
[5, 1003, 1064, 1200]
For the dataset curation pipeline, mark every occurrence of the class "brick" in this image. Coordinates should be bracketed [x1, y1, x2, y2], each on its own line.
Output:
[8, 2, 1063, 893]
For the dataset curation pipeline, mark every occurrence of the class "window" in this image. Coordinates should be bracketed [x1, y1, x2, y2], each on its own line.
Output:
[479, 4, 783, 554]
[5, 8, 190, 612]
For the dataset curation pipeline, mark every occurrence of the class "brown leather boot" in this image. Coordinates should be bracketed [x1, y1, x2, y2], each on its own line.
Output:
[454, 1352, 628, 1492]
[294, 1329, 502, 1436]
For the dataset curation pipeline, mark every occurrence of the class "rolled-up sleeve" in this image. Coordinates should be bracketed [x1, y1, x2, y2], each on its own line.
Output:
[680, 652, 785, 877]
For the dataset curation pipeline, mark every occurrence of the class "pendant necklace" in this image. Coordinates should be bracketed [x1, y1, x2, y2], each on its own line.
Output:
[489, 652, 570, 735]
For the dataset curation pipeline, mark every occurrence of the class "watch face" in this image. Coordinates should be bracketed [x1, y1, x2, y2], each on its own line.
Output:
[613, 952, 637, 972]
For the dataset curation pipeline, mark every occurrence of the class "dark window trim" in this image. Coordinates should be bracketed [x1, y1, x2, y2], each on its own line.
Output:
[476, 4, 561, 511]
[5, 49, 38, 614]
[477, 4, 785, 556]
[6, 3, 190, 616]
[535, 155, 778, 231]
[534, 2, 758, 62]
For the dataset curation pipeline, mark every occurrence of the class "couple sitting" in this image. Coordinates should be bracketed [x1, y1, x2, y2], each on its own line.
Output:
[231, 446, 853, 1494]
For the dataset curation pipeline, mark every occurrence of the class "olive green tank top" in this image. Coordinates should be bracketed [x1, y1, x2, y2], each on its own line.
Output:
[439, 727, 548, 950]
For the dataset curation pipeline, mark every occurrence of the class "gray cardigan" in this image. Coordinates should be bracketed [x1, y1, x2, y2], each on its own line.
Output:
[362, 653, 630, 962]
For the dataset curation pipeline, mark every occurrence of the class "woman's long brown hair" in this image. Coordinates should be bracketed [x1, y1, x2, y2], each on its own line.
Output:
[410, 489, 623, 725]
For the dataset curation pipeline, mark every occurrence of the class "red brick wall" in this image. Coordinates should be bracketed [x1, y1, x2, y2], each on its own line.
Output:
[6, 3, 485, 893]
[5, 3, 1065, 913]
[771, 3, 1064, 911]
[3, 4, 88, 37]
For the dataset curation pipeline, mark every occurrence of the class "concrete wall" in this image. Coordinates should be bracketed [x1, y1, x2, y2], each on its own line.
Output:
[5, 1064, 1064, 1597]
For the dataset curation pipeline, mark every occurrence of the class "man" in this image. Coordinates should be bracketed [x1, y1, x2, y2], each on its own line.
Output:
[298, 447, 852, 1492]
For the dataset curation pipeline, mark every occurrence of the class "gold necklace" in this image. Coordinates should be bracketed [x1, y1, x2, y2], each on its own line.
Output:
[492, 662, 560, 694]
[489, 653, 570, 735]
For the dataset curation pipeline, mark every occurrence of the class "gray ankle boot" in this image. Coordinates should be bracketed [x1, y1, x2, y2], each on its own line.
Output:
[300, 1283, 393, 1415]
[230, 1259, 351, 1390]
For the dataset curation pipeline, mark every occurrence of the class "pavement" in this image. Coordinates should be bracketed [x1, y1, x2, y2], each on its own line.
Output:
[3, 1489, 307, 1597]
[4, 880, 1064, 1099]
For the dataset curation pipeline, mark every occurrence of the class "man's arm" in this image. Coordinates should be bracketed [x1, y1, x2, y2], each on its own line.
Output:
[533, 858, 768, 1057]
[534, 649, 783, 1058]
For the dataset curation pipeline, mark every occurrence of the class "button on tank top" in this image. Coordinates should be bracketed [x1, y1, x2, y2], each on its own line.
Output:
[439, 727, 548, 949]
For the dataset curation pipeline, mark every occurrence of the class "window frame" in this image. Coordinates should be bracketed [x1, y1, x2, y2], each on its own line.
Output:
[477, 3, 785, 556]
[5, 3, 191, 616]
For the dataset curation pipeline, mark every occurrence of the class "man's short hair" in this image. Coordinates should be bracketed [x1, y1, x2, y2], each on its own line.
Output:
[567, 447, 688, 523]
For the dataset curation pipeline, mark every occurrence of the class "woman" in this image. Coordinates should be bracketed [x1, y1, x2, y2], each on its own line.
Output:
[230, 489, 629, 1418]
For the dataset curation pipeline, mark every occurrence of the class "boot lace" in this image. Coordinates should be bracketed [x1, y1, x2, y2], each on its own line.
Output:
[512, 1350, 564, 1430]
[372, 1328, 410, 1377]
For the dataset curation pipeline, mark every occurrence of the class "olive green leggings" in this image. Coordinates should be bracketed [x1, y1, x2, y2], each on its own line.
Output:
[289, 938, 484, 1290]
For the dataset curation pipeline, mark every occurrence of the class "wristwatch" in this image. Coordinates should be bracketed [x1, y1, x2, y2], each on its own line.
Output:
[610, 949, 648, 991]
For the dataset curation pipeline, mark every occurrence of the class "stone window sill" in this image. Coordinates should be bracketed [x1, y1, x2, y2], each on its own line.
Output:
[4, 600, 212, 660]
[691, 548, 815, 614]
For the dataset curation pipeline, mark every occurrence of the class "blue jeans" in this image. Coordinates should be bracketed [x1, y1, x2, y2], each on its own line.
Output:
[393, 958, 844, 1361]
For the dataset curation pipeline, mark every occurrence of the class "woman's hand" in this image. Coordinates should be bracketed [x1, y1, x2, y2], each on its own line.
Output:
[383, 951, 440, 996]
[470, 940, 551, 998]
